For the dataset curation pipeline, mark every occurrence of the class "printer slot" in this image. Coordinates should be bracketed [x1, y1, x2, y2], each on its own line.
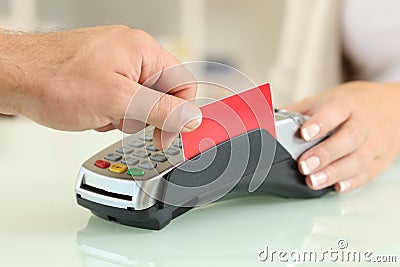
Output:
[80, 183, 133, 201]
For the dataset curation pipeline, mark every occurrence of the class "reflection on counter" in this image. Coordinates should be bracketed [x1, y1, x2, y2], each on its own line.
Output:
[76, 162, 400, 266]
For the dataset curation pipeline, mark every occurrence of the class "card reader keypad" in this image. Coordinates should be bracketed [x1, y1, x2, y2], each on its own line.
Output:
[133, 150, 151, 158]
[128, 140, 145, 148]
[109, 163, 128, 174]
[121, 157, 139, 166]
[86, 127, 184, 180]
[150, 153, 168, 162]
[116, 146, 134, 154]
[165, 148, 180, 155]
[138, 160, 157, 170]
[104, 153, 122, 162]
[145, 144, 159, 152]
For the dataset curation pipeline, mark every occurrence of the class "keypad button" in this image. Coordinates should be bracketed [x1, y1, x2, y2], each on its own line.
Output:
[127, 140, 145, 148]
[173, 139, 182, 148]
[127, 168, 145, 177]
[150, 153, 168, 162]
[143, 127, 154, 134]
[139, 135, 153, 142]
[133, 150, 151, 158]
[139, 160, 157, 170]
[104, 153, 122, 161]
[94, 159, 110, 169]
[108, 164, 128, 174]
[165, 148, 180, 155]
[121, 157, 139, 166]
[116, 146, 134, 154]
[146, 144, 159, 152]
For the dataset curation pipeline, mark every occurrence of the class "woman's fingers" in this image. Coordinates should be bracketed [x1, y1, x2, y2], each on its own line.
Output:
[305, 146, 372, 190]
[334, 172, 377, 193]
[298, 119, 367, 175]
[283, 95, 319, 114]
[299, 98, 353, 141]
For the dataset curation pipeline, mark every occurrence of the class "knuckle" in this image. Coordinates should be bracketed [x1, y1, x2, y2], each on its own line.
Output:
[353, 173, 371, 188]
[154, 95, 173, 124]
[344, 123, 364, 143]
[360, 172, 371, 183]
[330, 90, 346, 101]
[315, 145, 332, 163]
[128, 28, 161, 57]
[130, 28, 152, 40]
[323, 166, 336, 183]
[106, 25, 132, 37]
[330, 91, 351, 109]
[356, 149, 373, 169]
[113, 24, 131, 32]
[346, 80, 366, 89]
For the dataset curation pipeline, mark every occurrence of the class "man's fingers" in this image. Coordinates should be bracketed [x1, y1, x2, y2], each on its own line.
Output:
[152, 128, 179, 150]
[111, 79, 202, 134]
[142, 62, 198, 100]
[299, 98, 352, 141]
[111, 118, 146, 134]
[129, 85, 202, 133]
[129, 29, 197, 101]
[94, 123, 116, 132]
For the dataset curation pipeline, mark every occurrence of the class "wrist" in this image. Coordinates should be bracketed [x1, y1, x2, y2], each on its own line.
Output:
[0, 32, 29, 115]
[384, 83, 400, 154]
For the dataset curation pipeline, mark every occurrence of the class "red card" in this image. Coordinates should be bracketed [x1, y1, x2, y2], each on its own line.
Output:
[181, 83, 275, 160]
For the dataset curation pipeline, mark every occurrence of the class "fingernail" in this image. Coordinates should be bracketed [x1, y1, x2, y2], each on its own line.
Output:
[300, 156, 320, 175]
[181, 103, 202, 132]
[310, 172, 328, 187]
[301, 123, 321, 141]
[338, 181, 351, 192]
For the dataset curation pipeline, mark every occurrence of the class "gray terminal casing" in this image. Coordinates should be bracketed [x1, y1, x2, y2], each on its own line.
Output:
[75, 110, 333, 230]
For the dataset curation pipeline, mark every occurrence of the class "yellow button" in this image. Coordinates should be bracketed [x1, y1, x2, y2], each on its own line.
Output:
[108, 164, 128, 174]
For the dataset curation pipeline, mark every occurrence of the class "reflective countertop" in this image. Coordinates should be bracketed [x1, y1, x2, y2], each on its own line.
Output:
[1, 117, 399, 266]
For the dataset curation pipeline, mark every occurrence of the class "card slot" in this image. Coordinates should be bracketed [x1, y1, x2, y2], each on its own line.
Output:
[80, 183, 133, 201]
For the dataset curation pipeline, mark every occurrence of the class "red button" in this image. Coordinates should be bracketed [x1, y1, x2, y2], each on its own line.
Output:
[94, 160, 111, 169]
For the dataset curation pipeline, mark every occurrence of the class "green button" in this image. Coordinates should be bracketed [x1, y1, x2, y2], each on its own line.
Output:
[127, 168, 145, 176]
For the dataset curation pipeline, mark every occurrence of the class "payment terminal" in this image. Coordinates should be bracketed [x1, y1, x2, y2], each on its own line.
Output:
[75, 84, 333, 230]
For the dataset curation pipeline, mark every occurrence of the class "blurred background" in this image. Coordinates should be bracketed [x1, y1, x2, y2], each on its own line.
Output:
[0, 0, 284, 83]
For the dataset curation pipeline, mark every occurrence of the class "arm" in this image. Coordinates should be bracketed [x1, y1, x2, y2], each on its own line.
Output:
[0, 26, 202, 148]
[0, 32, 24, 115]
[286, 81, 400, 192]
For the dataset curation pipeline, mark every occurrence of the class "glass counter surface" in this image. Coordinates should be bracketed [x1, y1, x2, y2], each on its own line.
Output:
[1, 119, 399, 267]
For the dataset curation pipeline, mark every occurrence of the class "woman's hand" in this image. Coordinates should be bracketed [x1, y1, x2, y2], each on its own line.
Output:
[0, 25, 202, 148]
[285, 81, 400, 193]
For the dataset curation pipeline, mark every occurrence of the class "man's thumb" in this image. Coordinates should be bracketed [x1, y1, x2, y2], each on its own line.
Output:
[125, 85, 202, 133]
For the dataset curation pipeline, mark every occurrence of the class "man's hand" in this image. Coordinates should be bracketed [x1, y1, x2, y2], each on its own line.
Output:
[0, 26, 202, 147]
[285, 81, 400, 193]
